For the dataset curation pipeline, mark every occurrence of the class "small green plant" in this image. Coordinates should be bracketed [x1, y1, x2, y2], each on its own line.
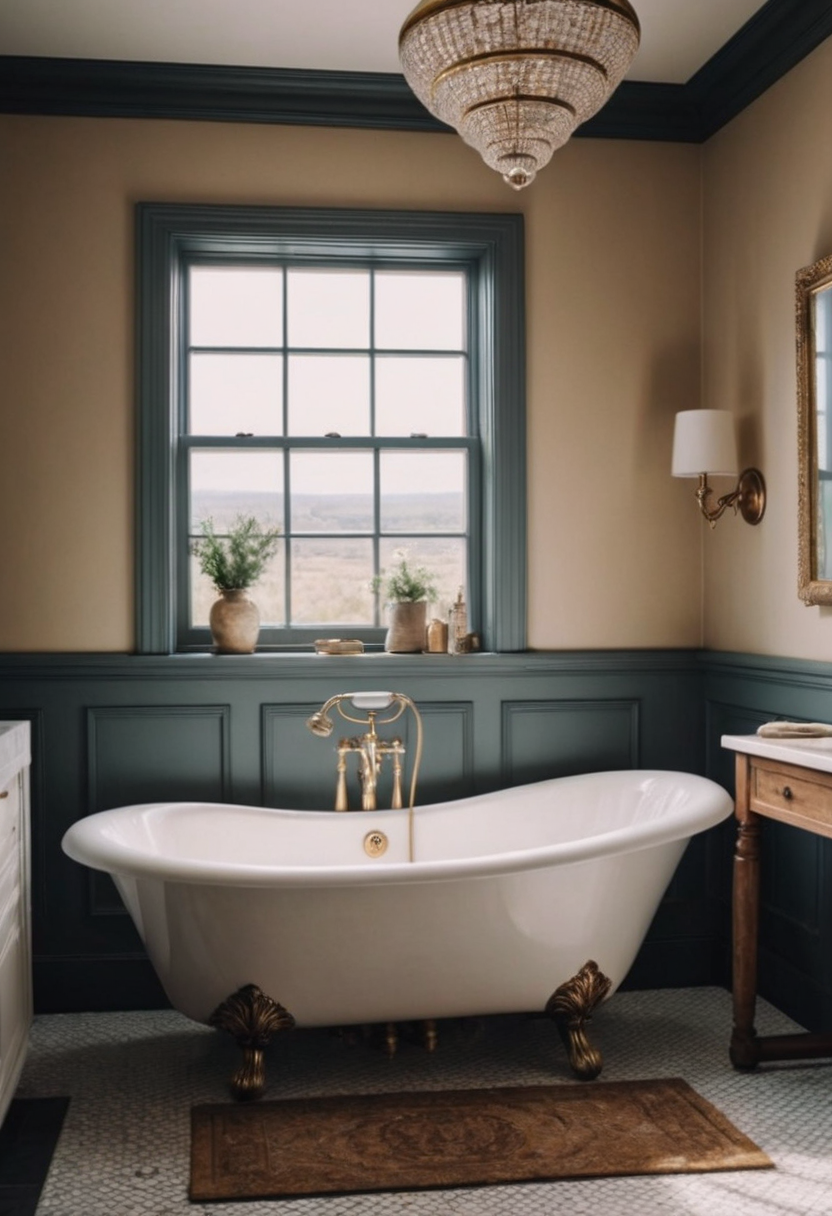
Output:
[192, 516, 281, 592]
[373, 551, 438, 603]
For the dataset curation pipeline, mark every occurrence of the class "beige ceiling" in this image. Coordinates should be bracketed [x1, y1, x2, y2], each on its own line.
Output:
[0, 0, 766, 83]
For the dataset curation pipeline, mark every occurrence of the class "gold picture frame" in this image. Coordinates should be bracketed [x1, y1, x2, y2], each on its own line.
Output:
[797, 252, 832, 605]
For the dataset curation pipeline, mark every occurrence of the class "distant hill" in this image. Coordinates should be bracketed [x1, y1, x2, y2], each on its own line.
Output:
[191, 491, 464, 534]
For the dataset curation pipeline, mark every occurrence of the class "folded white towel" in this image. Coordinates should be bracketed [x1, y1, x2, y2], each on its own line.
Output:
[757, 722, 832, 738]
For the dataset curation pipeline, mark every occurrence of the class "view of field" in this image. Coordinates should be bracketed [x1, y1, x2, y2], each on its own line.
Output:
[190, 491, 466, 627]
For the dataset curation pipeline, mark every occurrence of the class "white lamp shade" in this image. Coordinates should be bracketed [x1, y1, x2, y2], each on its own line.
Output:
[671, 410, 739, 478]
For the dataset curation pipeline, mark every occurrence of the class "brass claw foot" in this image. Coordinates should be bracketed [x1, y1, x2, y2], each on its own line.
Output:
[384, 1021, 399, 1057]
[209, 983, 295, 1100]
[423, 1018, 438, 1052]
[545, 960, 612, 1081]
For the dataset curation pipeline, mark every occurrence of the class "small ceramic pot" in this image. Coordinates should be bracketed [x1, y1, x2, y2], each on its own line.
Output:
[209, 589, 260, 654]
[385, 601, 427, 653]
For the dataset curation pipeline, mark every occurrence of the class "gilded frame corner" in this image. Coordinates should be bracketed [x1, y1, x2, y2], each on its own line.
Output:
[796, 252, 832, 606]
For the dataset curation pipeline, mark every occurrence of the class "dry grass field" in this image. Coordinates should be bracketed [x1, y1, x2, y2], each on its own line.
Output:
[190, 492, 465, 627]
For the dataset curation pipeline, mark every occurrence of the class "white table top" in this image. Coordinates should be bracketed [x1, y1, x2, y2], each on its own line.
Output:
[721, 732, 832, 775]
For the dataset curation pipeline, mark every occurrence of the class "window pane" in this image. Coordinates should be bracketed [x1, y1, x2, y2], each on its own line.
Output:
[251, 548, 286, 626]
[380, 451, 466, 533]
[290, 451, 373, 532]
[379, 539, 465, 620]
[375, 271, 465, 351]
[375, 356, 466, 437]
[189, 353, 283, 435]
[189, 267, 282, 347]
[190, 546, 285, 628]
[288, 355, 370, 435]
[190, 451, 284, 531]
[191, 558, 215, 627]
[287, 269, 370, 349]
[291, 539, 374, 624]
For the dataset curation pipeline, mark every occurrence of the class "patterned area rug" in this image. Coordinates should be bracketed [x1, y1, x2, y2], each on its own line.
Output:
[190, 1078, 772, 1201]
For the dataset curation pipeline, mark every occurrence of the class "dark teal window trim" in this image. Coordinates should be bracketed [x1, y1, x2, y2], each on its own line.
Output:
[136, 203, 526, 654]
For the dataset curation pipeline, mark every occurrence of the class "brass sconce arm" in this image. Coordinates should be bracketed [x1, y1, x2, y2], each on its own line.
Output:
[695, 469, 766, 528]
[696, 474, 741, 527]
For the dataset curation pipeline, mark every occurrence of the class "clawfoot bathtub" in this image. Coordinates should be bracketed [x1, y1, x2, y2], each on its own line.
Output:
[62, 769, 732, 1097]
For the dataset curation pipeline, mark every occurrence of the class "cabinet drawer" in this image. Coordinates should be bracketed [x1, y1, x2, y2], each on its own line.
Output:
[752, 764, 832, 832]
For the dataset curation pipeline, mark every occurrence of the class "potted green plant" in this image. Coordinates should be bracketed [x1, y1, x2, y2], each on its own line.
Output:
[192, 516, 281, 653]
[373, 551, 438, 653]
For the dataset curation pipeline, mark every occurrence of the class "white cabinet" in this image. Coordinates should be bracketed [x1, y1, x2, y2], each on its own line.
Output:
[0, 721, 31, 1128]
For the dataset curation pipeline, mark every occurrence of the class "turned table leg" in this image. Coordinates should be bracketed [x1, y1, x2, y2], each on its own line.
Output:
[731, 754, 762, 1069]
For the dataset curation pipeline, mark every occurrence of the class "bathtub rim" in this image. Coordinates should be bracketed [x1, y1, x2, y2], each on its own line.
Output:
[61, 769, 733, 890]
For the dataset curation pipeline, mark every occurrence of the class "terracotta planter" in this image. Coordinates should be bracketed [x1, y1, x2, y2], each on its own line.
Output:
[385, 600, 427, 653]
[209, 589, 260, 654]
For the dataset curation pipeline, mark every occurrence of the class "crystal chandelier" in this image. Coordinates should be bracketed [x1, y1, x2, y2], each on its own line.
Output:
[399, 0, 641, 190]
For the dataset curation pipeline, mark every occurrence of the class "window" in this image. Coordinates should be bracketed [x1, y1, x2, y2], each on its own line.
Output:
[137, 205, 525, 653]
[186, 264, 471, 642]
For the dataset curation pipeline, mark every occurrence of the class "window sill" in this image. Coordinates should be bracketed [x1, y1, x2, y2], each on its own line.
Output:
[0, 649, 701, 682]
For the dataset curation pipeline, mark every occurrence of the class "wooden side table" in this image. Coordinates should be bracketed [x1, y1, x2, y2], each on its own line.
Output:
[722, 733, 832, 1069]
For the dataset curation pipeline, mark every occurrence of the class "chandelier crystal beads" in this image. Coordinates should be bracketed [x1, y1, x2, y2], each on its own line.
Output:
[399, 0, 641, 190]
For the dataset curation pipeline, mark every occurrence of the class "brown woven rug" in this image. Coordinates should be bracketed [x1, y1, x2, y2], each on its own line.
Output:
[190, 1078, 772, 1201]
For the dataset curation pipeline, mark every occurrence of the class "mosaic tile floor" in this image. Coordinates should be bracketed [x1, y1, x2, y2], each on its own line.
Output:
[13, 988, 832, 1215]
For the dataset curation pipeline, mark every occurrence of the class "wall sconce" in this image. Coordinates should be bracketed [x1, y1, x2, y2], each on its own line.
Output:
[672, 409, 766, 527]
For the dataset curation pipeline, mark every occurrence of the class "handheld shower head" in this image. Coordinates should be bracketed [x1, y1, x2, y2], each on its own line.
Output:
[305, 710, 335, 738]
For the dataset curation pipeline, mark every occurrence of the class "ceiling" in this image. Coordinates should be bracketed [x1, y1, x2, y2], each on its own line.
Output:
[0, 0, 768, 84]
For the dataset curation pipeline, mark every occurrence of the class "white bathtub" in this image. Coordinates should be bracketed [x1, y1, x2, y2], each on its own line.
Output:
[63, 770, 731, 1043]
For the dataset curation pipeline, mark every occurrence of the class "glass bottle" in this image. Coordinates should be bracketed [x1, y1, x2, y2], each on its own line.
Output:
[448, 587, 468, 655]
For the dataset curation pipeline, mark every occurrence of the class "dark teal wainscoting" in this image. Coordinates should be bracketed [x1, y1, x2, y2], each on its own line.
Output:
[703, 651, 832, 1034]
[1, 649, 712, 1013]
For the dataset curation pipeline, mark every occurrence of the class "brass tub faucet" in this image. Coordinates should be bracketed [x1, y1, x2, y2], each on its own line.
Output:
[306, 692, 423, 822]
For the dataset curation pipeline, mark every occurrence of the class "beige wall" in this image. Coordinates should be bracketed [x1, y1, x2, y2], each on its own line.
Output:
[0, 114, 702, 651]
[703, 37, 832, 658]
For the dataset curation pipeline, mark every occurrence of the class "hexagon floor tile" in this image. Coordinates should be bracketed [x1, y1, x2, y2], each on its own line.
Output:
[14, 988, 832, 1215]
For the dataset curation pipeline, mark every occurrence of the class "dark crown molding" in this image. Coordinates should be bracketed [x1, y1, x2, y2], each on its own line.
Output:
[688, 0, 832, 140]
[0, 58, 447, 132]
[0, 0, 830, 143]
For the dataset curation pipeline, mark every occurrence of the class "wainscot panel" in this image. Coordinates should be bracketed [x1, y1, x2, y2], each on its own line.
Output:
[501, 698, 639, 785]
[87, 705, 231, 916]
[0, 650, 706, 1013]
[703, 651, 832, 1034]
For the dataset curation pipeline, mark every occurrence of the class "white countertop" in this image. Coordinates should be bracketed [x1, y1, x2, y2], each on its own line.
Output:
[0, 721, 31, 789]
[722, 732, 832, 775]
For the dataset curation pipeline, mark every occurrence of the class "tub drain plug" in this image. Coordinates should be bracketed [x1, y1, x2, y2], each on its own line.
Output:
[364, 830, 388, 858]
